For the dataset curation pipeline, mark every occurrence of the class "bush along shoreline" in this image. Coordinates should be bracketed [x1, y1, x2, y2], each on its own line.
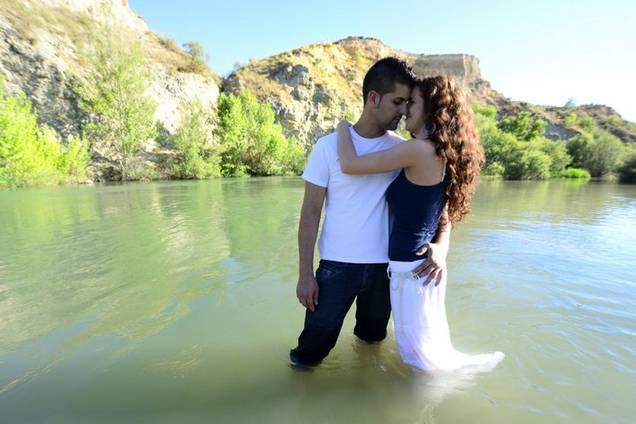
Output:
[0, 77, 91, 189]
[472, 102, 635, 182]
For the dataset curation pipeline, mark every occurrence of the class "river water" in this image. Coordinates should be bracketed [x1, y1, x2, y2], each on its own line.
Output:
[0, 178, 634, 423]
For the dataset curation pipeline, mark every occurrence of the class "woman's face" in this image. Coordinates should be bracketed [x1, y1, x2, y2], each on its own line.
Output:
[405, 86, 426, 137]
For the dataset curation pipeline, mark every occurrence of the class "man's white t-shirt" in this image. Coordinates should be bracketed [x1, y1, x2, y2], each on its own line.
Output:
[302, 126, 403, 263]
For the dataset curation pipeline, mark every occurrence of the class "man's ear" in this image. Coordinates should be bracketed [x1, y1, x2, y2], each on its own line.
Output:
[368, 90, 381, 107]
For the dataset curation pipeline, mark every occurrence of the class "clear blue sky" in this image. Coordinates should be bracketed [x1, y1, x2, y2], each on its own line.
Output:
[129, 0, 636, 121]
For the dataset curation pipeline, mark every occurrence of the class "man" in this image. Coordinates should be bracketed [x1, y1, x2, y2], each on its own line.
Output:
[290, 57, 439, 367]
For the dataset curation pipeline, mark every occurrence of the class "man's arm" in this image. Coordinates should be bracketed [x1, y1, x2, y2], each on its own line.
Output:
[297, 181, 326, 311]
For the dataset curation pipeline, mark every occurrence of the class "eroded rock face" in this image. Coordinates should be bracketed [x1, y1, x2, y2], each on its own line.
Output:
[0, 18, 87, 139]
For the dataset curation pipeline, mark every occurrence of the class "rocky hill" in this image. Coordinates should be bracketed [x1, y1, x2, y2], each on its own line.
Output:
[223, 36, 503, 145]
[225, 36, 636, 145]
[1, 2, 634, 182]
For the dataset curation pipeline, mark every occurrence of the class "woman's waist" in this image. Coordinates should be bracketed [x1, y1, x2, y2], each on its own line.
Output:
[388, 258, 425, 273]
[389, 227, 437, 250]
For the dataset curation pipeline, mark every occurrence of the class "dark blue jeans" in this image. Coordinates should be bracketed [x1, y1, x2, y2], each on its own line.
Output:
[290, 260, 391, 365]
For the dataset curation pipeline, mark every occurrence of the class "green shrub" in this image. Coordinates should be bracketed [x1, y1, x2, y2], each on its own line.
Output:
[0, 78, 90, 188]
[216, 92, 305, 176]
[56, 134, 91, 183]
[558, 168, 591, 179]
[576, 115, 595, 132]
[564, 112, 577, 127]
[504, 147, 552, 180]
[566, 130, 625, 177]
[170, 99, 219, 179]
[607, 115, 622, 126]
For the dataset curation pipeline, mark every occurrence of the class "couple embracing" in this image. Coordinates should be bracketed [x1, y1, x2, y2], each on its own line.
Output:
[290, 57, 503, 372]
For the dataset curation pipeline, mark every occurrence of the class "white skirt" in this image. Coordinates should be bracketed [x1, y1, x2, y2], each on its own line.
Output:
[388, 259, 504, 372]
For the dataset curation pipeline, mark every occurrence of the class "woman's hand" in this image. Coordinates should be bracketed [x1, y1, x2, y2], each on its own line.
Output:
[412, 242, 448, 286]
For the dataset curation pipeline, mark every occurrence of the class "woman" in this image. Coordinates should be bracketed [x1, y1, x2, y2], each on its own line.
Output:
[337, 75, 504, 372]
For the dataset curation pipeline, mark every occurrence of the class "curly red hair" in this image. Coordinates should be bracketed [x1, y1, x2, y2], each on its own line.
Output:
[418, 76, 484, 225]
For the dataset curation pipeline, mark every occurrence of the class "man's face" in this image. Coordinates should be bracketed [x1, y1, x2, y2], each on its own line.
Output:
[372, 83, 412, 131]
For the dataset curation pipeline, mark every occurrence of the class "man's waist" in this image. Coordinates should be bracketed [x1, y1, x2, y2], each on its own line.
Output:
[319, 254, 389, 264]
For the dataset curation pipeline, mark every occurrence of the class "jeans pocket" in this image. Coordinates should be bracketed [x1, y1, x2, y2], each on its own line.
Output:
[317, 260, 347, 280]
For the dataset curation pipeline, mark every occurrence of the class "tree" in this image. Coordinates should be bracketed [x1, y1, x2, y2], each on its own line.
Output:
[216, 92, 305, 176]
[77, 30, 157, 181]
[566, 130, 625, 177]
[498, 112, 547, 141]
[182, 41, 208, 73]
[170, 99, 219, 179]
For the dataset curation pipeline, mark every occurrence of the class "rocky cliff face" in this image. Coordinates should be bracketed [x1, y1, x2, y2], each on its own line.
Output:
[0, 0, 220, 179]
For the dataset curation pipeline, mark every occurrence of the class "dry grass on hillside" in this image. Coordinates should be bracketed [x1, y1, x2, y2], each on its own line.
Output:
[0, 0, 219, 83]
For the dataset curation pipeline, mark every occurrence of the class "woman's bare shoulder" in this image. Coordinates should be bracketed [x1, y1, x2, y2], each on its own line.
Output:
[409, 138, 438, 156]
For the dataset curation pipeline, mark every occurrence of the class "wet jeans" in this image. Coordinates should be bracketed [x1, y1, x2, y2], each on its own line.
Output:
[290, 259, 391, 365]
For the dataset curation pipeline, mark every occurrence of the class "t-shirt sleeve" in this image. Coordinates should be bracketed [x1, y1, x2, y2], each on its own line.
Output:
[301, 140, 329, 187]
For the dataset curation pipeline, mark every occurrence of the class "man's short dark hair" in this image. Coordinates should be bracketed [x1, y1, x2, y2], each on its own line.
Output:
[362, 57, 415, 104]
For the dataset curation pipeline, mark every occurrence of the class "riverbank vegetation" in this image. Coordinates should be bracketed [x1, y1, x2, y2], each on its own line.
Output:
[472, 102, 632, 181]
[0, 78, 90, 188]
[2, 51, 635, 188]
